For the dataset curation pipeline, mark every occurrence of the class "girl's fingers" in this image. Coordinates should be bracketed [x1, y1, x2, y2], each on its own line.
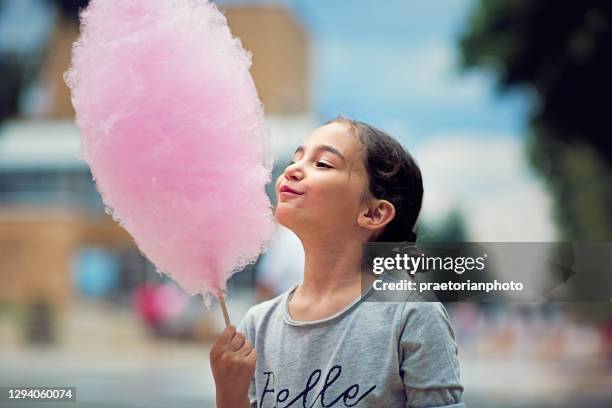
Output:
[211, 325, 236, 355]
[245, 347, 257, 364]
[219, 325, 236, 342]
[229, 331, 246, 351]
[241, 340, 254, 356]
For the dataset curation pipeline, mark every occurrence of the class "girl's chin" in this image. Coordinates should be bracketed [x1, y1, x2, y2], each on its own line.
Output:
[274, 210, 291, 226]
[274, 209, 304, 231]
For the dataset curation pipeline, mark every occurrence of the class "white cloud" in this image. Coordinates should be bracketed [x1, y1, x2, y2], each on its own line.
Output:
[377, 119, 416, 145]
[317, 40, 490, 106]
[400, 43, 487, 103]
[414, 133, 559, 241]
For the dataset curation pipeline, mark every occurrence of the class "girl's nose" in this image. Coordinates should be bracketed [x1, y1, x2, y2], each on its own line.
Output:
[283, 161, 304, 181]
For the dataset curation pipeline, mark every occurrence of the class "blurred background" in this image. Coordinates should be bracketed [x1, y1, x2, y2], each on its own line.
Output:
[1, 0, 612, 406]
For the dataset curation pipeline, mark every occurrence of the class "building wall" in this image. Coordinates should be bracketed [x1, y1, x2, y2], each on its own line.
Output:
[0, 209, 134, 307]
[224, 6, 309, 113]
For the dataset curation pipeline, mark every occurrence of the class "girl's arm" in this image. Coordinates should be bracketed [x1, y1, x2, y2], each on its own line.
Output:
[399, 302, 465, 408]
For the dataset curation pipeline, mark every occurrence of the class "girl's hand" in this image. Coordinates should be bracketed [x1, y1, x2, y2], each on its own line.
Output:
[210, 325, 257, 408]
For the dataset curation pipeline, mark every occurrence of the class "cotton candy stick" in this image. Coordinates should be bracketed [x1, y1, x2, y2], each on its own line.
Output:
[65, 0, 275, 322]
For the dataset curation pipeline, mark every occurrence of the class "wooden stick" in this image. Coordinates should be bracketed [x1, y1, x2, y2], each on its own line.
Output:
[218, 296, 231, 327]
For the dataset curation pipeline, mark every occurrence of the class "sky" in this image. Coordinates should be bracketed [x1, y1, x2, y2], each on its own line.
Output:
[278, 0, 557, 241]
[290, 0, 529, 137]
[1, 0, 558, 241]
[0, 0, 54, 54]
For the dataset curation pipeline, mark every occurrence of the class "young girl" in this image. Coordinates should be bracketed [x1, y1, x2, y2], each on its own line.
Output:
[210, 117, 465, 408]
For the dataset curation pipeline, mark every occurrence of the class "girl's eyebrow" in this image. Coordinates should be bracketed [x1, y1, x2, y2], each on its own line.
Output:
[294, 144, 346, 162]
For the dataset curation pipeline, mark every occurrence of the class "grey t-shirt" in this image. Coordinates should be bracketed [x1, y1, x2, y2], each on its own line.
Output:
[238, 284, 465, 408]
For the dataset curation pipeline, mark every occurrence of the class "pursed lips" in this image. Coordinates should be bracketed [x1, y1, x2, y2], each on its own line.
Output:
[279, 185, 304, 195]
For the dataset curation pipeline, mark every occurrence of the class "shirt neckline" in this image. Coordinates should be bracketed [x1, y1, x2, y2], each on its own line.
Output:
[281, 280, 377, 327]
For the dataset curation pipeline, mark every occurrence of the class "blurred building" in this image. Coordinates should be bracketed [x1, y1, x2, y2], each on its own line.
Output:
[0, 120, 134, 306]
[0, 1, 315, 308]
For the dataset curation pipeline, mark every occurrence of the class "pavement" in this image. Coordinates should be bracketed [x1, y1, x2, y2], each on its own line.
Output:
[1, 298, 611, 408]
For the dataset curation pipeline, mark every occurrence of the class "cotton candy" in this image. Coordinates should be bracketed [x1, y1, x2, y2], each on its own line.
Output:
[65, 0, 275, 302]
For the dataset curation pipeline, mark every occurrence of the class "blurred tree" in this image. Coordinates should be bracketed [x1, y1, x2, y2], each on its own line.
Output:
[418, 210, 498, 301]
[0, 0, 88, 121]
[418, 208, 469, 243]
[0, 58, 31, 120]
[460, 0, 612, 240]
[46, 0, 89, 22]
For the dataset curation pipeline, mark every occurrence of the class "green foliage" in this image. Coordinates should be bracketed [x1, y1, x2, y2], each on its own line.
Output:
[526, 131, 612, 240]
[418, 208, 469, 243]
[460, 0, 612, 240]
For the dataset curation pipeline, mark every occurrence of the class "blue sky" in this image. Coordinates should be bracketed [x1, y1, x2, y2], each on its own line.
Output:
[288, 0, 529, 140]
[0, 0, 54, 54]
[276, 0, 555, 240]
[216, 0, 531, 145]
[1, 0, 529, 143]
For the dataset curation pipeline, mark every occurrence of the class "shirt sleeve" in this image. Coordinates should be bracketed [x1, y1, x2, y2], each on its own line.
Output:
[237, 311, 258, 408]
[399, 302, 466, 408]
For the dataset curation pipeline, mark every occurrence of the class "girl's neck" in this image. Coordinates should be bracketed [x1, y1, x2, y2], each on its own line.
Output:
[297, 232, 364, 299]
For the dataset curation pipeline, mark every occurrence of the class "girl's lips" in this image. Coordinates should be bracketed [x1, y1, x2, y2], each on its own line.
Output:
[278, 185, 304, 202]
[280, 185, 303, 195]
[279, 191, 302, 201]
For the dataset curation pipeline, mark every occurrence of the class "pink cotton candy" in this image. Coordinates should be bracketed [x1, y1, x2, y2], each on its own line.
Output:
[65, 0, 275, 301]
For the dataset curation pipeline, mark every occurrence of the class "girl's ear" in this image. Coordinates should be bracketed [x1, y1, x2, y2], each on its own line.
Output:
[357, 199, 396, 232]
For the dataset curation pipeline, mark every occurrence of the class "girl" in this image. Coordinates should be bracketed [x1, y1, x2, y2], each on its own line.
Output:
[210, 117, 465, 408]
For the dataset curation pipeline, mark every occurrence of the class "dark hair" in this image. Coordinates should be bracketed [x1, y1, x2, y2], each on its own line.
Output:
[326, 116, 424, 243]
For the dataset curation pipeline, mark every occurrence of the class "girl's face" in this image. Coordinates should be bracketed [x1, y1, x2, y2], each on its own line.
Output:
[274, 122, 370, 239]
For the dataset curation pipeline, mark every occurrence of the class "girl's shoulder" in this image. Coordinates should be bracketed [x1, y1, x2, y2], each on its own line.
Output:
[399, 300, 453, 336]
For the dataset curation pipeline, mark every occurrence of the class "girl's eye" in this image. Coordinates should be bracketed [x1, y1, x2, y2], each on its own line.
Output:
[286, 160, 332, 169]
